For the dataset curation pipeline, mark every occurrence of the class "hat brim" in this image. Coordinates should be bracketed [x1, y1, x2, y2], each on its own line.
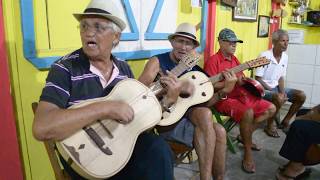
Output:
[219, 37, 243, 43]
[168, 34, 200, 47]
[73, 13, 126, 31]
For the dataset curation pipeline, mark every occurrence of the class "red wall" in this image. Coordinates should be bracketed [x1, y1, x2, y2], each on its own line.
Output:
[0, 0, 24, 179]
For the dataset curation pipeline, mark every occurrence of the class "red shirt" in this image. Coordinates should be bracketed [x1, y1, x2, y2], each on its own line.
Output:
[204, 50, 246, 98]
[204, 49, 244, 78]
[204, 50, 271, 122]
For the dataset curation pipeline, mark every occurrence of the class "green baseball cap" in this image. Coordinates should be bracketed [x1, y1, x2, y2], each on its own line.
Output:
[218, 28, 243, 43]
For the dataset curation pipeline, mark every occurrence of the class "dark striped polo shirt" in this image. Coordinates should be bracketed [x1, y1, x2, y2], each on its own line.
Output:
[40, 48, 134, 108]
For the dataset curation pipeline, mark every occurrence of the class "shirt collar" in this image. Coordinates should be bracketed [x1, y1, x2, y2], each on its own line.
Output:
[217, 49, 234, 61]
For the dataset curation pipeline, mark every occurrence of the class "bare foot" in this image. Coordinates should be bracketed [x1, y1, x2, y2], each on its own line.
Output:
[242, 150, 255, 173]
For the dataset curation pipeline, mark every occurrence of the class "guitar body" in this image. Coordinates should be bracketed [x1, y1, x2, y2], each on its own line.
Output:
[158, 71, 214, 126]
[242, 78, 265, 97]
[56, 79, 162, 179]
[158, 57, 271, 126]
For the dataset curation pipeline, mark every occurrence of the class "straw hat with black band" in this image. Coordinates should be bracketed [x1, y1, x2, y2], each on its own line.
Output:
[168, 23, 200, 47]
[73, 0, 126, 31]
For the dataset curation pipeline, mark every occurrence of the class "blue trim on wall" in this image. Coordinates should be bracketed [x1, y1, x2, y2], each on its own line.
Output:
[121, 0, 139, 41]
[19, 0, 207, 69]
[114, 49, 171, 60]
[144, 33, 170, 40]
[199, 0, 208, 52]
[144, 0, 167, 40]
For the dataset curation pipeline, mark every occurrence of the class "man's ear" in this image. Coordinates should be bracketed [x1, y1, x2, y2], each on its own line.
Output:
[169, 39, 174, 46]
[112, 33, 121, 47]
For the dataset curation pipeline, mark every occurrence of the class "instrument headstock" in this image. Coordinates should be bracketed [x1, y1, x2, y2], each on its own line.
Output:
[180, 53, 200, 69]
[246, 56, 270, 69]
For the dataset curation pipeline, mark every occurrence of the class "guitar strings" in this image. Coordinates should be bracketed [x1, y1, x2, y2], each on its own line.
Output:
[91, 86, 154, 135]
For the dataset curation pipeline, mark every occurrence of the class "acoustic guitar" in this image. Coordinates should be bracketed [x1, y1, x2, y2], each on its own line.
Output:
[158, 56, 270, 126]
[55, 53, 200, 179]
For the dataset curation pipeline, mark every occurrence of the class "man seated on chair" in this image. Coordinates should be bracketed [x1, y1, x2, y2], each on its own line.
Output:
[276, 104, 320, 180]
[255, 29, 306, 131]
[204, 28, 276, 173]
[138, 22, 237, 180]
[32, 0, 174, 179]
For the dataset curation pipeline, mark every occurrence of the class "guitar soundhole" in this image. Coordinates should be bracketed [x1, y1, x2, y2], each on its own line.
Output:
[78, 144, 85, 150]
[191, 75, 196, 79]
[180, 93, 190, 98]
[201, 92, 206, 96]
[63, 143, 80, 164]
[142, 95, 147, 99]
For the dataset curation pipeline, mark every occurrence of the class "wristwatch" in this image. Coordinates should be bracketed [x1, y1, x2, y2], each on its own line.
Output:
[217, 91, 227, 100]
[161, 98, 172, 112]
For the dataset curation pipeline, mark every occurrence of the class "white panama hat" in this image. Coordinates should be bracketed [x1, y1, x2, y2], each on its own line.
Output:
[73, 0, 126, 31]
[168, 23, 200, 47]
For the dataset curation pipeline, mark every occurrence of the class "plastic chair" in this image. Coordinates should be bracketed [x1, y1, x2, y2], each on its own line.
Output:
[167, 141, 194, 164]
[212, 108, 238, 154]
[153, 128, 195, 165]
[32, 102, 71, 180]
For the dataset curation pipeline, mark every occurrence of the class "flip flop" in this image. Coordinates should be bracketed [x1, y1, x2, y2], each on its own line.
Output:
[277, 166, 312, 180]
[296, 168, 312, 179]
[236, 135, 261, 151]
[264, 127, 280, 138]
[241, 160, 255, 174]
[276, 171, 295, 180]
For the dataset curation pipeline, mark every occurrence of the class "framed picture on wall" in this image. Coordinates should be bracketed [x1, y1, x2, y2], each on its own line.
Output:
[221, 0, 237, 7]
[257, 15, 270, 37]
[232, 0, 258, 21]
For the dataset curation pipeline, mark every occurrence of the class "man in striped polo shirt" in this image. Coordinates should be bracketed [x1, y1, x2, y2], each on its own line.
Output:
[32, 0, 174, 179]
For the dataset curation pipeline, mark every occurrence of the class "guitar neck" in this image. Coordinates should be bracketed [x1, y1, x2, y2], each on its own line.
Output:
[151, 63, 191, 93]
[208, 63, 250, 84]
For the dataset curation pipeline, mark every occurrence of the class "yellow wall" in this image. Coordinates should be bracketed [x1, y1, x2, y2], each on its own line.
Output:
[3, 0, 320, 179]
[215, 0, 272, 63]
[282, 0, 320, 44]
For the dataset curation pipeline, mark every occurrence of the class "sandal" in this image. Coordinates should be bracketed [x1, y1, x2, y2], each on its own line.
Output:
[276, 171, 295, 180]
[236, 135, 261, 151]
[264, 127, 280, 138]
[278, 166, 312, 179]
[276, 167, 312, 180]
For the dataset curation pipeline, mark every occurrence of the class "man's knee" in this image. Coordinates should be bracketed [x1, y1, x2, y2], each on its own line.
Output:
[268, 104, 277, 117]
[213, 123, 226, 141]
[190, 107, 214, 128]
[272, 93, 285, 107]
[293, 90, 306, 104]
[242, 109, 254, 121]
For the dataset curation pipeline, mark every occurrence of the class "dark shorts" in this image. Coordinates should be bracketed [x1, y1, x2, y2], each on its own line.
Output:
[61, 133, 174, 180]
[264, 87, 296, 102]
[279, 120, 320, 163]
[159, 117, 194, 148]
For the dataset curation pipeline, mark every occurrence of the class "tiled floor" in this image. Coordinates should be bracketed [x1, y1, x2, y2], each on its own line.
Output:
[174, 105, 320, 180]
